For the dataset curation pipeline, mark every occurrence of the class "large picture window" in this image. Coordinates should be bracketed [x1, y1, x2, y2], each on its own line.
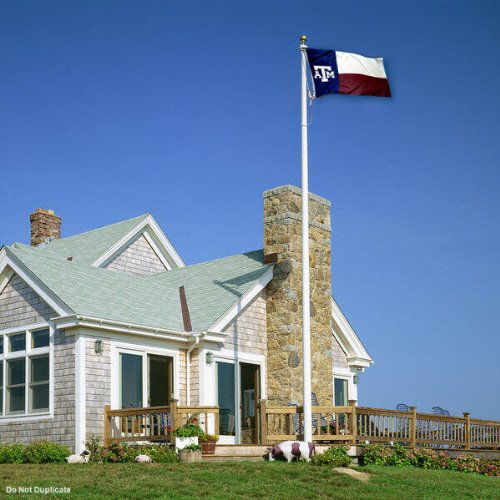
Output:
[0, 327, 51, 417]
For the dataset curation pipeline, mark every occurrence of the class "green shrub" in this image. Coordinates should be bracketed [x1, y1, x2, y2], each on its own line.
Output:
[85, 434, 103, 463]
[138, 444, 178, 463]
[362, 444, 498, 477]
[175, 424, 204, 438]
[455, 453, 480, 474]
[86, 435, 178, 464]
[478, 460, 499, 477]
[408, 447, 438, 469]
[385, 443, 411, 467]
[100, 441, 135, 463]
[0, 443, 25, 464]
[311, 446, 351, 467]
[23, 441, 71, 464]
[362, 444, 393, 465]
[0, 442, 71, 464]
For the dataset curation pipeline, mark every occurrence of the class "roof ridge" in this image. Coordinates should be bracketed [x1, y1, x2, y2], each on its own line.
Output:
[145, 249, 265, 279]
[50, 213, 150, 243]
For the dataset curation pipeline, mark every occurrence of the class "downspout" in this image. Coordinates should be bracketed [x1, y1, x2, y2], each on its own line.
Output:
[179, 285, 195, 406]
[186, 335, 200, 406]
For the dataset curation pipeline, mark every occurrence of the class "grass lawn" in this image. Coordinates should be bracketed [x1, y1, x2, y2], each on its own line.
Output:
[0, 462, 498, 499]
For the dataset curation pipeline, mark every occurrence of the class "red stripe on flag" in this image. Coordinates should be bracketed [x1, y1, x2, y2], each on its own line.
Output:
[338, 74, 391, 97]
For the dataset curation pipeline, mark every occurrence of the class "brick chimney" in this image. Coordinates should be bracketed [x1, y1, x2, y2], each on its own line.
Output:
[264, 185, 333, 405]
[30, 208, 61, 246]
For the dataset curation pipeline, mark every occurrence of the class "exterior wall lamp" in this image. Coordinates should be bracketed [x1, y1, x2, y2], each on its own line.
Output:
[94, 339, 103, 354]
[205, 352, 214, 365]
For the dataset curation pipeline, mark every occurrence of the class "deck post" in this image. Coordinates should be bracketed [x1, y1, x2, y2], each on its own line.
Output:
[348, 400, 357, 445]
[463, 412, 471, 450]
[259, 399, 268, 445]
[409, 406, 417, 448]
[103, 405, 111, 446]
[170, 399, 179, 439]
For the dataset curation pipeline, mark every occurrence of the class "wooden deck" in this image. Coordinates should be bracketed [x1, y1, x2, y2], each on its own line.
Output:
[103, 400, 500, 451]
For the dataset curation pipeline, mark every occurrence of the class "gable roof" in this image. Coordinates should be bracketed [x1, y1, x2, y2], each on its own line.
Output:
[6, 244, 272, 333]
[29, 214, 150, 266]
[331, 297, 373, 368]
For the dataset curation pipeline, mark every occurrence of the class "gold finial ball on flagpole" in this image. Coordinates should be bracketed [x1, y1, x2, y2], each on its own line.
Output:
[300, 35, 307, 45]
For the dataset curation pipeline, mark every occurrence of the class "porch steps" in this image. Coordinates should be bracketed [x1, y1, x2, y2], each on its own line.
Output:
[203, 445, 267, 462]
[202, 444, 343, 462]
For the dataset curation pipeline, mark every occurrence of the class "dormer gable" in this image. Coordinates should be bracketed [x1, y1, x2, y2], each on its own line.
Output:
[93, 214, 184, 274]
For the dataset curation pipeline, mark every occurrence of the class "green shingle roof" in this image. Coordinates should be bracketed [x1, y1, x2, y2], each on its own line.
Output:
[7, 241, 270, 332]
[30, 214, 149, 265]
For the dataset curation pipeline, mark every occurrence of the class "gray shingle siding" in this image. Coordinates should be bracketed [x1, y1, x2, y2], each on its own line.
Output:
[105, 234, 167, 276]
[85, 336, 111, 438]
[0, 274, 76, 449]
[222, 291, 267, 356]
[0, 274, 55, 329]
[332, 334, 349, 369]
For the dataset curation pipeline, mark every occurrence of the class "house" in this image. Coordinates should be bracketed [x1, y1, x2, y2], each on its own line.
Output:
[0, 185, 372, 451]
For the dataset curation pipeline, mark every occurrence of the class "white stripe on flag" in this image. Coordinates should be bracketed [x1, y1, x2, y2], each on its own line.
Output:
[336, 51, 387, 78]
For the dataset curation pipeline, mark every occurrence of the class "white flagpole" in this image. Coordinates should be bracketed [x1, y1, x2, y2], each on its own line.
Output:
[300, 34, 312, 443]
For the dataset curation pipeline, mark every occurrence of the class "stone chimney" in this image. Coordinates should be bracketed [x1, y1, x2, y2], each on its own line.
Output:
[30, 208, 61, 246]
[264, 185, 333, 405]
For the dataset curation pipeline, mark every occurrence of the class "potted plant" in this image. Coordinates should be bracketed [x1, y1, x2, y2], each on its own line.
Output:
[199, 434, 219, 455]
[175, 414, 204, 452]
[179, 443, 202, 463]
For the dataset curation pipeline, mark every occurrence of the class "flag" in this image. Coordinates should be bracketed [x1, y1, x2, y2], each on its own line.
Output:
[306, 48, 391, 98]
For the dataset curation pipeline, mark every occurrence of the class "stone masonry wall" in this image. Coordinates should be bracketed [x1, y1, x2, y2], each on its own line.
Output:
[264, 185, 333, 405]
[0, 274, 75, 449]
[106, 233, 167, 276]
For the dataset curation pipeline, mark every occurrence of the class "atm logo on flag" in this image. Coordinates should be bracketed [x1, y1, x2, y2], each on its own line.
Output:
[313, 65, 335, 82]
[306, 48, 391, 98]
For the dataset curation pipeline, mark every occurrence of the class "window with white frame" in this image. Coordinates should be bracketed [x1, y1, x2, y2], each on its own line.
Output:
[0, 327, 50, 416]
[334, 377, 348, 406]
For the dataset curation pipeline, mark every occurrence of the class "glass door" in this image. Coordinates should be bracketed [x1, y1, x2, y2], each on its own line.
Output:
[148, 354, 172, 407]
[217, 362, 236, 443]
[240, 363, 260, 444]
[120, 353, 143, 409]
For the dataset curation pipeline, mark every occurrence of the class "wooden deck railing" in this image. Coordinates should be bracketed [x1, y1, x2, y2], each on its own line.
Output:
[103, 401, 219, 445]
[259, 401, 500, 450]
[103, 400, 498, 450]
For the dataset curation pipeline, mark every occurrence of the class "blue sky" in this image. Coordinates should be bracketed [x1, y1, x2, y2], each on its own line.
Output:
[1, 1, 499, 418]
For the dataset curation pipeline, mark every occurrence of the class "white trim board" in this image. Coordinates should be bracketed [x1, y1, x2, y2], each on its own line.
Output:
[74, 334, 86, 453]
[331, 297, 373, 368]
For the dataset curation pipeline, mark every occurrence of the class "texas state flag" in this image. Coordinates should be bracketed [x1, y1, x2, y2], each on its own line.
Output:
[306, 48, 391, 98]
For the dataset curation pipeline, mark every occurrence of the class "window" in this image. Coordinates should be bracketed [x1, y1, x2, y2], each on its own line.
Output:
[334, 378, 348, 406]
[7, 359, 25, 414]
[29, 355, 49, 412]
[120, 353, 143, 409]
[0, 327, 51, 417]
[9, 333, 25, 353]
[32, 329, 49, 349]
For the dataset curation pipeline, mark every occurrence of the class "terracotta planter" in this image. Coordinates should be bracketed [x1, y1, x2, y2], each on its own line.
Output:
[179, 449, 202, 463]
[201, 442, 216, 455]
